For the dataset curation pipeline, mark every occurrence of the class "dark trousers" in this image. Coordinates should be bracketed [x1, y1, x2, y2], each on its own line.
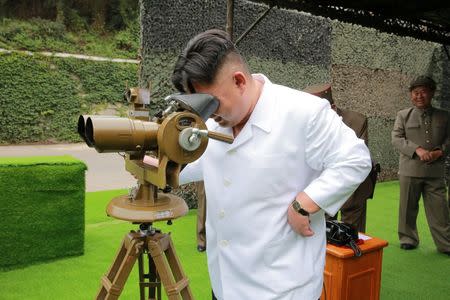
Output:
[195, 181, 207, 248]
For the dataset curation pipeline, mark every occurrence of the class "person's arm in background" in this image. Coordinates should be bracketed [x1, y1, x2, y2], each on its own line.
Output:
[429, 115, 450, 163]
[358, 117, 368, 145]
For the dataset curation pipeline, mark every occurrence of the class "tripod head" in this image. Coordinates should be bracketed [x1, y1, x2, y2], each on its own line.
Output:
[78, 87, 233, 223]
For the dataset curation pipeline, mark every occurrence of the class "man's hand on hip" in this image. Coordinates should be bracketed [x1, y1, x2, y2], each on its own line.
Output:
[287, 192, 320, 237]
[288, 204, 314, 237]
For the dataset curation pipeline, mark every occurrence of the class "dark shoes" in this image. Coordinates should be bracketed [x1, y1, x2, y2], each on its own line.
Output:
[197, 245, 206, 252]
[400, 243, 417, 250]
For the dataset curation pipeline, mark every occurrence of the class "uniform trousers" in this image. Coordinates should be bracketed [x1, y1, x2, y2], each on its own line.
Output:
[330, 183, 368, 233]
[194, 181, 206, 248]
[398, 175, 450, 252]
[326, 184, 368, 233]
[340, 191, 367, 233]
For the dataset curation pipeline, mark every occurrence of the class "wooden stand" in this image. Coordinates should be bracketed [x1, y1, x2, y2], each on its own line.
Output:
[96, 226, 193, 300]
[321, 235, 388, 300]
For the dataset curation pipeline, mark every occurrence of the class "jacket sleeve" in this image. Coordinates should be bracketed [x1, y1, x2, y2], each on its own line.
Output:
[302, 102, 372, 216]
[179, 159, 203, 185]
[359, 117, 369, 145]
[391, 111, 418, 157]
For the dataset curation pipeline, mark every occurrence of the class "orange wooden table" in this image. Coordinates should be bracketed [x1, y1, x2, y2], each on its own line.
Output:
[321, 234, 388, 300]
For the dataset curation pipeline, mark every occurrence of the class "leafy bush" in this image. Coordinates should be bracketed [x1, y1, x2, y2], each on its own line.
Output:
[0, 18, 139, 59]
[114, 24, 139, 53]
[0, 18, 71, 51]
[0, 52, 80, 143]
[0, 52, 138, 144]
[53, 58, 139, 107]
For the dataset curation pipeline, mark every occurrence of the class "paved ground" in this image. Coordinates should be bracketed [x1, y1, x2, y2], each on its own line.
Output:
[0, 143, 136, 192]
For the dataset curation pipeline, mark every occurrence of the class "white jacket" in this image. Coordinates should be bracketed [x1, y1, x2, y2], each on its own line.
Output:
[180, 74, 372, 300]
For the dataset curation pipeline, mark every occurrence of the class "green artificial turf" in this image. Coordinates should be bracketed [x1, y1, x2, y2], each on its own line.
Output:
[0, 189, 210, 299]
[365, 181, 449, 300]
[0, 181, 449, 299]
[0, 155, 86, 270]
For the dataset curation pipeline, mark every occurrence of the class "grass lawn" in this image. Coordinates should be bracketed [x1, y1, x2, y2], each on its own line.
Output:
[0, 181, 449, 299]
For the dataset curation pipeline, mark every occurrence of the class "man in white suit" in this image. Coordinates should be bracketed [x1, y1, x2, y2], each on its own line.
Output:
[173, 29, 371, 300]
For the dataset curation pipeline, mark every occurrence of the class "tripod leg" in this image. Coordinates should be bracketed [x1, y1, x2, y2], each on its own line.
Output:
[147, 233, 194, 300]
[96, 232, 144, 300]
[138, 251, 162, 300]
[138, 255, 146, 299]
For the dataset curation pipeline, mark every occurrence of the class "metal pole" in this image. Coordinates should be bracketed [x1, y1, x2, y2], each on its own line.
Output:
[226, 0, 234, 40]
[235, 5, 274, 46]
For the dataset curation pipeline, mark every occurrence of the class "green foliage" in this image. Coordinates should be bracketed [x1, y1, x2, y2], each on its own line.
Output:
[0, 52, 138, 143]
[0, 52, 80, 143]
[0, 16, 140, 144]
[110, 0, 140, 30]
[0, 18, 73, 51]
[53, 57, 139, 110]
[114, 18, 140, 53]
[0, 0, 139, 33]
[0, 18, 140, 59]
[62, 7, 89, 32]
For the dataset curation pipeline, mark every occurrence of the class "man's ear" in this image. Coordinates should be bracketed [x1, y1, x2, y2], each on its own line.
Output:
[233, 72, 246, 89]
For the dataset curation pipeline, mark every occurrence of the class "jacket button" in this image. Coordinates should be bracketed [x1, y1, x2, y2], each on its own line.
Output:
[223, 179, 231, 186]
[220, 240, 229, 247]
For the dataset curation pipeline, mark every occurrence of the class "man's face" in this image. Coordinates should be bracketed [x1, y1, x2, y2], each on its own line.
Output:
[193, 69, 250, 128]
[410, 86, 434, 109]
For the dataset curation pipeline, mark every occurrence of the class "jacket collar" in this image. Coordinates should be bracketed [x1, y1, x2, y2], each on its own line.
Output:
[207, 74, 275, 151]
[412, 106, 434, 119]
[245, 74, 274, 134]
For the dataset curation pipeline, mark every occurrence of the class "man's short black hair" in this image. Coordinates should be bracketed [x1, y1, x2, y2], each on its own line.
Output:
[172, 29, 242, 93]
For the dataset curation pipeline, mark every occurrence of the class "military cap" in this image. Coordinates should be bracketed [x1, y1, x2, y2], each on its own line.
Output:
[409, 76, 436, 91]
[303, 83, 333, 104]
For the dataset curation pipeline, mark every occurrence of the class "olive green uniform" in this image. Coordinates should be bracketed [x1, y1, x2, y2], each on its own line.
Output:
[392, 106, 450, 252]
[194, 181, 206, 248]
[336, 108, 375, 233]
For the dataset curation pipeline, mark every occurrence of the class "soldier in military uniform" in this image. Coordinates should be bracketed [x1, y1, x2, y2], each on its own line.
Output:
[304, 83, 376, 233]
[194, 181, 207, 252]
[391, 76, 450, 255]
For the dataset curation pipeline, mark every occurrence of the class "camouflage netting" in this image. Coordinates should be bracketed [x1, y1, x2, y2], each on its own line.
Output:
[139, 0, 331, 101]
[331, 21, 450, 179]
[139, 0, 450, 182]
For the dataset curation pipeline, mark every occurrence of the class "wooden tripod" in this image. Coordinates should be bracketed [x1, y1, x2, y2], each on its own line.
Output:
[96, 224, 194, 300]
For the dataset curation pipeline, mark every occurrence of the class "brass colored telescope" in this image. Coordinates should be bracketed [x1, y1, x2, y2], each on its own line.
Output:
[78, 90, 233, 223]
